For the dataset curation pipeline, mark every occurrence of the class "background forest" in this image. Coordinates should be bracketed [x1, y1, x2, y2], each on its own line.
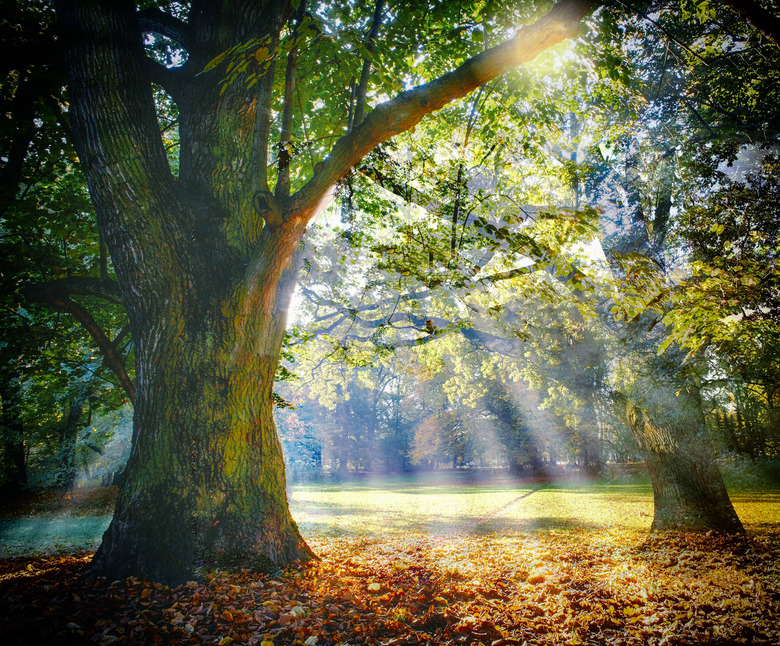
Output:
[2, 0, 778, 495]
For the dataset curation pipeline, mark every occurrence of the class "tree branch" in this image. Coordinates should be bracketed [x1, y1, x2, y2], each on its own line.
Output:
[461, 326, 524, 359]
[251, 53, 279, 195]
[722, 0, 780, 48]
[136, 7, 193, 52]
[136, 7, 192, 98]
[611, 0, 709, 66]
[142, 58, 185, 99]
[353, 0, 386, 128]
[24, 281, 134, 403]
[288, 0, 595, 222]
[276, 1, 308, 199]
[25, 277, 122, 303]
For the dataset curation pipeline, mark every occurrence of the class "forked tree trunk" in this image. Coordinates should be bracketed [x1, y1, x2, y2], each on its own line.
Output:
[620, 383, 744, 533]
[56, 0, 315, 584]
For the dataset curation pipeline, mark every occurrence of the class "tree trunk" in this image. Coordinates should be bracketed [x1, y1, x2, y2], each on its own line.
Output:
[56, 0, 315, 585]
[620, 383, 744, 533]
[1, 434, 27, 495]
[58, 399, 83, 490]
[0, 384, 27, 495]
[643, 447, 742, 532]
[92, 260, 314, 583]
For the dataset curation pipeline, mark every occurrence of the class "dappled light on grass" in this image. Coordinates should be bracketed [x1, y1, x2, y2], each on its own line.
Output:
[289, 476, 656, 539]
[729, 490, 780, 530]
[290, 473, 542, 537]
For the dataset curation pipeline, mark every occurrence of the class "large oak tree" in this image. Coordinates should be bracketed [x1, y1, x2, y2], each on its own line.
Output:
[52, 0, 594, 584]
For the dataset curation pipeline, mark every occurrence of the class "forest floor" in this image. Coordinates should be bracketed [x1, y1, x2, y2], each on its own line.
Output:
[1, 473, 779, 645]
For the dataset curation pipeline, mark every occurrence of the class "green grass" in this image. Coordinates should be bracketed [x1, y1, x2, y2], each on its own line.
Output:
[1, 473, 778, 557]
[290, 474, 780, 540]
[290, 472, 541, 537]
[289, 477, 658, 539]
[0, 515, 111, 557]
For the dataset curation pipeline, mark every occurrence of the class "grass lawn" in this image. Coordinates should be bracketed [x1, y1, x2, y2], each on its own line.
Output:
[2, 472, 779, 556]
[289, 471, 780, 539]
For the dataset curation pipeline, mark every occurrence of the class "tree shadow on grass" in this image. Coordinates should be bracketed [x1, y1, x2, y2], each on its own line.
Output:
[472, 516, 602, 535]
[294, 503, 604, 538]
[0, 516, 111, 557]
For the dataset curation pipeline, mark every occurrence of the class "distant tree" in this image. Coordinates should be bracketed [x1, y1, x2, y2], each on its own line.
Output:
[666, 156, 780, 459]
[580, 0, 780, 531]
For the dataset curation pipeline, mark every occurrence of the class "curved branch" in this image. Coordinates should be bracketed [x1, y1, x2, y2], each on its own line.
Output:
[289, 0, 596, 222]
[143, 58, 186, 99]
[24, 282, 134, 403]
[25, 277, 122, 303]
[136, 8, 192, 98]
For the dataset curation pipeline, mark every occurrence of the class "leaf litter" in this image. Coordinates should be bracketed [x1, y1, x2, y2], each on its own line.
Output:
[1, 529, 778, 645]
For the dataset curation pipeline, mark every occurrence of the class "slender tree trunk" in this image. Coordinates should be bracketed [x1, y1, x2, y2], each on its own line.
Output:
[0, 384, 27, 494]
[58, 399, 83, 490]
[1, 433, 27, 495]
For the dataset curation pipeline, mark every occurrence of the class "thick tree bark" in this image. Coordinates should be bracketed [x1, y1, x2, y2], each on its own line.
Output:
[619, 380, 744, 533]
[54, 0, 596, 584]
[93, 266, 314, 581]
[56, 0, 312, 584]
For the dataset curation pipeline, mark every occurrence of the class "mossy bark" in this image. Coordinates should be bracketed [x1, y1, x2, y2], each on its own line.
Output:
[621, 383, 744, 533]
[56, 0, 314, 584]
[92, 261, 314, 583]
